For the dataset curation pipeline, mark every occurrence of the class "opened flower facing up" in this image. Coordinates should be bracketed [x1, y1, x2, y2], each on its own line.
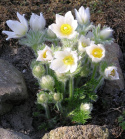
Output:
[2, 12, 28, 40]
[99, 27, 113, 40]
[86, 44, 105, 63]
[36, 45, 53, 62]
[78, 35, 94, 52]
[49, 11, 78, 39]
[30, 13, 46, 31]
[50, 48, 78, 73]
[104, 66, 119, 80]
[75, 6, 90, 25]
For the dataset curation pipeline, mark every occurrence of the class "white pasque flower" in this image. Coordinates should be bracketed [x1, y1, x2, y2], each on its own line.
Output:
[50, 48, 78, 73]
[75, 6, 90, 25]
[2, 12, 28, 40]
[36, 45, 53, 62]
[78, 35, 94, 52]
[99, 27, 113, 40]
[86, 44, 105, 63]
[80, 103, 93, 112]
[49, 11, 78, 39]
[30, 13, 46, 31]
[104, 66, 119, 80]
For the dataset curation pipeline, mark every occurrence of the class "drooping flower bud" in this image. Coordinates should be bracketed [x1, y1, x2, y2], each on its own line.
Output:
[32, 65, 45, 79]
[37, 91, 48, 104]
[53, 93, 62, 102]
[40, 75, 55, 91]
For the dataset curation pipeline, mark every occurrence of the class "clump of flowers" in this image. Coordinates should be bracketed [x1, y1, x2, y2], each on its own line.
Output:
[2, 6, 119, 127]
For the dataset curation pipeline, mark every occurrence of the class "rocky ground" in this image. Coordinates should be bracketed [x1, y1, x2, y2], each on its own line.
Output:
[0, 0, 125, 139]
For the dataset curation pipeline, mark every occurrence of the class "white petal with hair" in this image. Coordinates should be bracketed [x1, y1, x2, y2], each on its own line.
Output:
[75, 6, 90, 25]
[36, 45, 53, 62]
[2, 12, 28, 40]
[30, 13, 46, 31]
[86, 44, 105, 63]
[50, 48, 78, 73]
[49, 11, 78, 39]
[104, 66, 119, 80]
[100, 27, 113, 40]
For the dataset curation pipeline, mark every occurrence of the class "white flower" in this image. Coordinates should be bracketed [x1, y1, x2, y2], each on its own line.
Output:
[30, 12, 46, 31]
[75, 6, 90, 25]
[80, 103, 93, 112]
[100, 27, 113, 40]
[49, 11, 78, 39]
[78, 35, 94, 52]
[36, 45, 53, 62]
[104, 66, 119, 80]
[50, 48, 78, 73]
[86, 44, 105, 63]
[2, 12, 28, 40]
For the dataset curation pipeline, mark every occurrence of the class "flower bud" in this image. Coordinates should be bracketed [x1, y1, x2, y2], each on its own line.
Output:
[32, 65, 45, 79]
[100, 27, 113, 40]
[53, 93, 61, 101]
[40, 75, 55, 91]
[80, 103, 93, 112]
[37, 91, 48, 104]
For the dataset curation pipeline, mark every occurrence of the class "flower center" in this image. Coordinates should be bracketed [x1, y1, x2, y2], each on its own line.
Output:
[92, 48, 103, 58]
[42, 50, 47, 58]
[60, 24, 72, 35]
[110, 69, 115, 76]
[63, 55, 74, 65]
[81, 42, 87, 48]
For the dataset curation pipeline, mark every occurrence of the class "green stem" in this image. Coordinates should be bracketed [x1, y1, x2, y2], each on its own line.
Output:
[43, 104, 50, 119]
[93, 75, 104, 92]
[91, 64, 98, 80]
[62, 82, 66, 98]
[45, 64, 49, 75]
[56, 102, 63, 113]
[69, 76, 74, 99]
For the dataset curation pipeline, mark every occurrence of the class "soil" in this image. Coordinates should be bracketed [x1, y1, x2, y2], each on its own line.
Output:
[0, 0, 125, 139]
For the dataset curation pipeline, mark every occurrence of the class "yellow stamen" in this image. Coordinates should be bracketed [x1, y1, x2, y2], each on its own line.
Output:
[92, 48, 103, 58]
[43, 50, 47, 58]
[63, 55, 74, 65]
[110, 69, 115, 76]
[81, 42, 87, 48]
[60, 24, 72, 35]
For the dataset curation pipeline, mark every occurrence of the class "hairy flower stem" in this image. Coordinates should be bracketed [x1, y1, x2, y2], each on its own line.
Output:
[91, 64, 98, 80]
[62, 82, 66, 98]
[93, 75, 104, 92]
[69, 76, 74, 99]
[56, 102, 63, 113]
[43, 104, 50, 119]
[45, 64, 49, 75]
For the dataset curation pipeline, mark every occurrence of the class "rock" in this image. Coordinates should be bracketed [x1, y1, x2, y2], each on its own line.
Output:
[0, 128, 31, 139]
[0, 59, 28, 102]
[42, 125, 110, 139]
[103, 43, 125, 94]
[0, 59, 28, 115]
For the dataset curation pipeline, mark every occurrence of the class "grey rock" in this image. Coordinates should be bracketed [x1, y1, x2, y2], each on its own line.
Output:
[42, 125, 110, 139]
[103, 43, 125, 94]
[0, 128, 31, 139]
[0, 59, 28, 102]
